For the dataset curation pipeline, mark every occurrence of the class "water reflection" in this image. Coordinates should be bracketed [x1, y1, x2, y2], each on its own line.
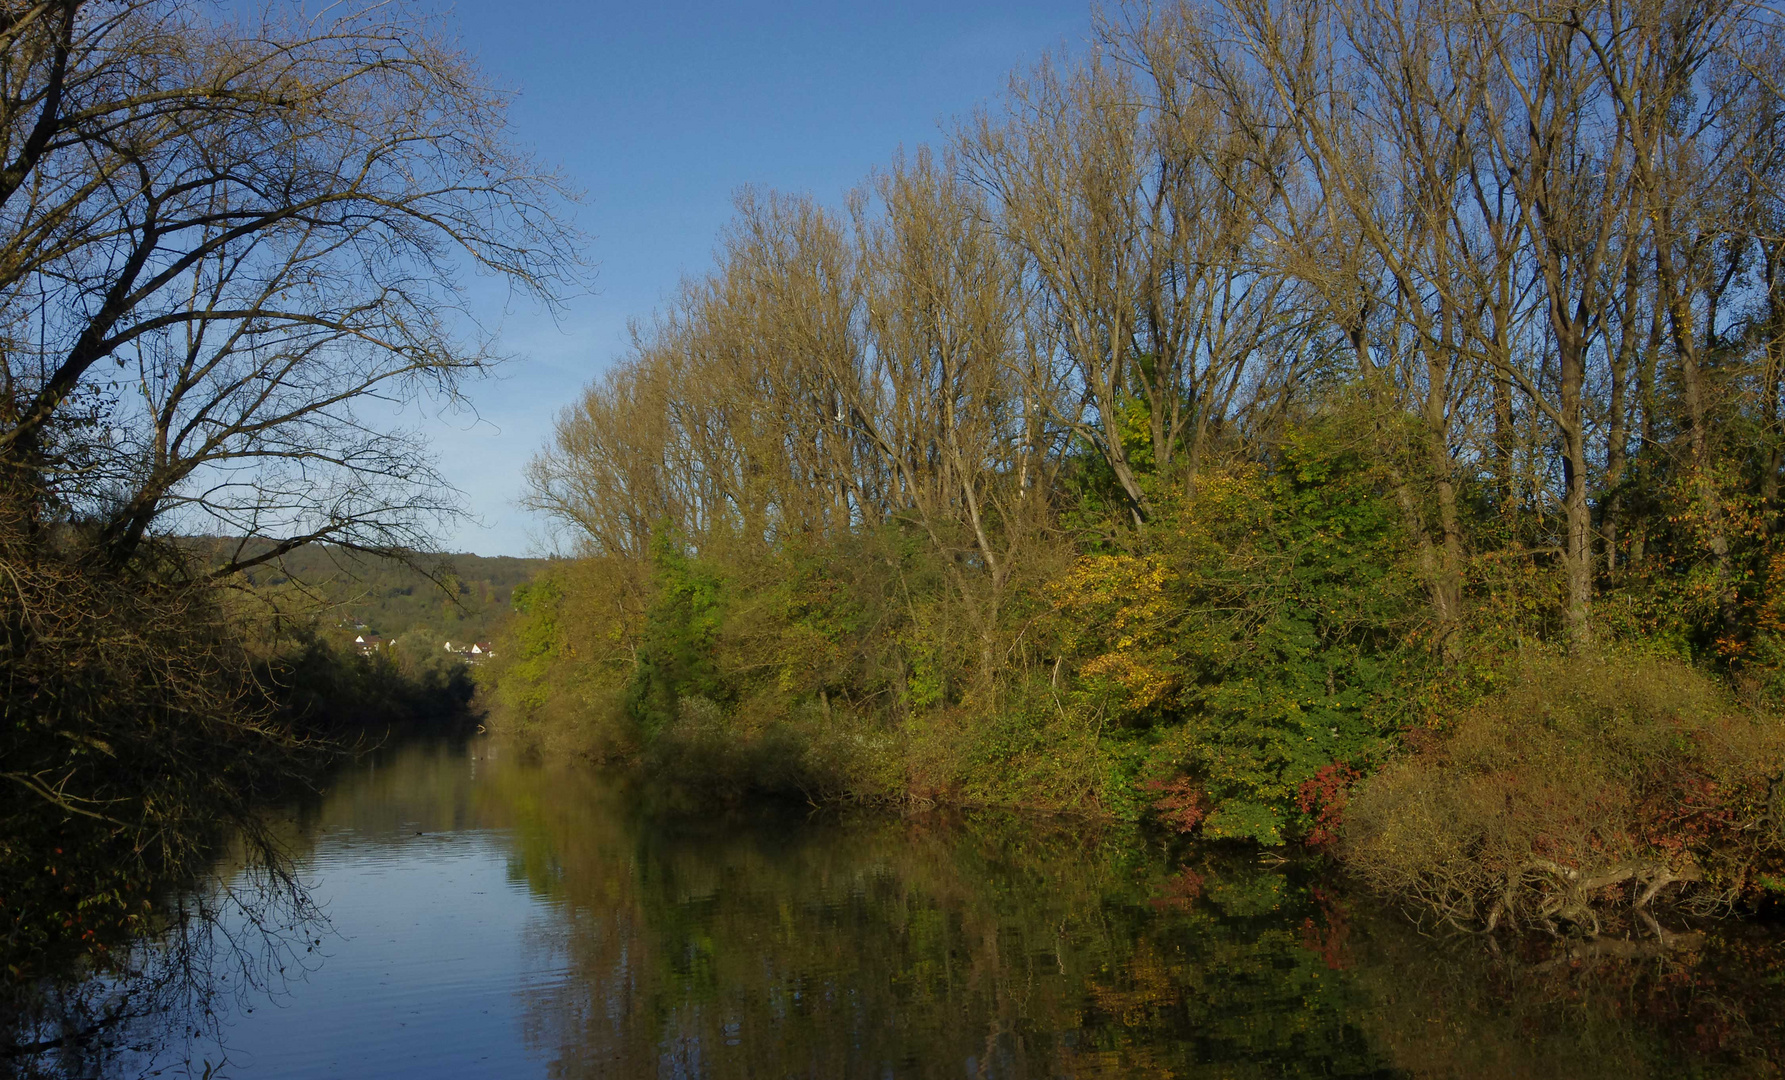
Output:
[8, 738, 1783, 1079]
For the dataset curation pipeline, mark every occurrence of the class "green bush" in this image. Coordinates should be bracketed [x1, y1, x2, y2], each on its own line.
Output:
[1043, 424, 1423, 843]
[482, 559, 646, 760]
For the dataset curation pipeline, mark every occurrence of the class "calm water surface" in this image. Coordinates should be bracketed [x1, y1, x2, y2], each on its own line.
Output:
[14, 738, 1785, 1078]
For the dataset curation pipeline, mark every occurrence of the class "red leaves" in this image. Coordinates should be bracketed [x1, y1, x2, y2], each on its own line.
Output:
[1143, 777, 1208, 834]
[1635, 768, 1749, 860]
[1297, 762, 1361, 850]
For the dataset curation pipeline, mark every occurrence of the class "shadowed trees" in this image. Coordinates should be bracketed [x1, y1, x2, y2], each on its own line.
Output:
[0, 0, 579, 970]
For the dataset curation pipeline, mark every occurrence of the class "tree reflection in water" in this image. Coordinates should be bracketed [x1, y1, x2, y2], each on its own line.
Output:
[3, 865, 324, 1080]
[8, 740, 1783, 1078]
[472, 747, 1785, 1079]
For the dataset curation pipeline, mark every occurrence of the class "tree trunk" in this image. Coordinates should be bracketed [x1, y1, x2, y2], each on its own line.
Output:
[1603, 257, 1639, 573]
[1560, 335, 1593, 647]
[1425, 308, 1463, 655]
[1764, 244, 1784, 531]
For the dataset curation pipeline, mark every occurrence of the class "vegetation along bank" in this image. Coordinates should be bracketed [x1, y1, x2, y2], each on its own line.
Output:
[486, 0, 1785, 932]
[0, 0, 580, 980]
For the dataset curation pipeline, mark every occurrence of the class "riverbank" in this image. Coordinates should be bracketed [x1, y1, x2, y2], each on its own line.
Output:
[490, 0, 1785, 940]
[482, 532, 1785, 930]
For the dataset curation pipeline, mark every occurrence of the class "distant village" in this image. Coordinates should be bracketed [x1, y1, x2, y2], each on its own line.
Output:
[341, 620, 494, 663]
[441, 640, 496, 663]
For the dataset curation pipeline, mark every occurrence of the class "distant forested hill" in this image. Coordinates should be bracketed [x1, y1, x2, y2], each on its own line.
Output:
[202, 540, 553, 646]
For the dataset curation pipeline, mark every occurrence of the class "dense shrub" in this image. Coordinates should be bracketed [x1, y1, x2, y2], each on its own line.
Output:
[0, 513, 314, 972]
[483, 425, 1429, 833]
[640, 695, 903, 806]
[480, 559, 647, 761]
[1041, 432, 1423, 842]
[1343, 651, 1785, 931]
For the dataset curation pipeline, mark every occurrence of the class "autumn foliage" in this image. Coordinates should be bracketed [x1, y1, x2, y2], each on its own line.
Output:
[495, 0, 1785, 929]
[1345, 653, 1785, 930]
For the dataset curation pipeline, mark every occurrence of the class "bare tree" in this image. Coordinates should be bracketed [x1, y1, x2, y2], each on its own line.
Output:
[849, 148, 1041, 680]
[525, 353, 681, 562]
[0, 1, 580, 573]
[961, 50, 1161, 524]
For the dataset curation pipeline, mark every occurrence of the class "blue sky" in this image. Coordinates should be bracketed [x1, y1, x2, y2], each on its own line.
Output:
[406, 0, 1097, 555]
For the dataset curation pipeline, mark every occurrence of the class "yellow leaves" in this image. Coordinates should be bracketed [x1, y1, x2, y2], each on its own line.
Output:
[1179, 464, 1270, 527]
[1080, 652, 1176, 711]
[1750, 550, 1785, 638]
[1046, 554, 1180, 707]
[1047, 554, 1174, 638]
[1184, 467, 1254, 503]
[1042, 554, 1184, 715]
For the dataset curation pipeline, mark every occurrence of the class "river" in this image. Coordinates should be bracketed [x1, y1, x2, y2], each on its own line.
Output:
[8, 737, 1785, 1079]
